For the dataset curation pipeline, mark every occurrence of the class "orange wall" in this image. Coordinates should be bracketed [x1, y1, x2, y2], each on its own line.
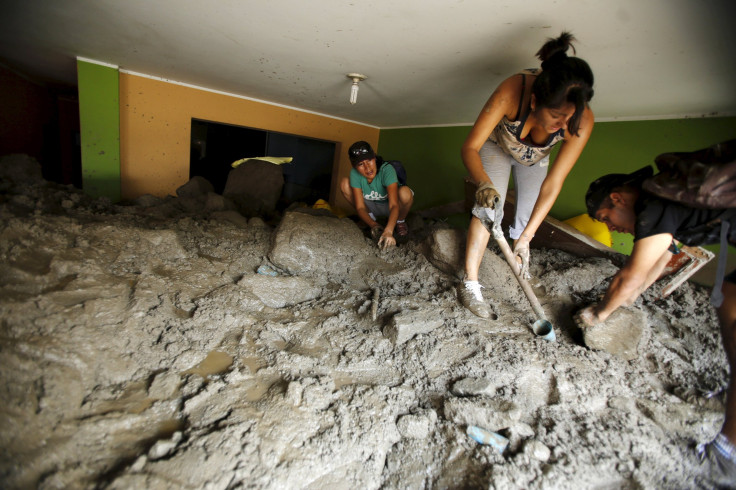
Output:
[119, 72, 379, 211]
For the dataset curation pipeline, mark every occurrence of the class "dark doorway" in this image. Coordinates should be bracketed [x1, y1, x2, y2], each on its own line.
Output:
[189, 119, 336, 206]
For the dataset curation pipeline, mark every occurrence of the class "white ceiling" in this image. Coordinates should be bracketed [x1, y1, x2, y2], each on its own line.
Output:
[2, 0, 735, 128]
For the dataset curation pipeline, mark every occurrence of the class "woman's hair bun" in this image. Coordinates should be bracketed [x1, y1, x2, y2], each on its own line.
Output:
[536, 31, 577, 68]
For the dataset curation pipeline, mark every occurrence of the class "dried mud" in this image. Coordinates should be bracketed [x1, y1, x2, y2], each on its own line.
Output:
[0, 156, 729, 489]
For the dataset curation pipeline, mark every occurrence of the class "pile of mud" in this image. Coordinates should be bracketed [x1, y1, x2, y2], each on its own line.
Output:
[0, 155, 729, 488]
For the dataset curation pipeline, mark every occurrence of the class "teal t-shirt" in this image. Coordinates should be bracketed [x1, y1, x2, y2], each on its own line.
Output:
[349, 163, 398, 202]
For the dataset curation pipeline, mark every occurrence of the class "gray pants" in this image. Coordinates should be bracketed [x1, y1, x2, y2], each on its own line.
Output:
[471, 139, 549, 240]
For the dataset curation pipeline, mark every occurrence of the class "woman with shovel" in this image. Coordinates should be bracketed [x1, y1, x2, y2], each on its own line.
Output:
[459, 32, 595, 318]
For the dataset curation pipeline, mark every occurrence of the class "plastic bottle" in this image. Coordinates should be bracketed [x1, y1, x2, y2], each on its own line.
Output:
[466, 425, 509, 453]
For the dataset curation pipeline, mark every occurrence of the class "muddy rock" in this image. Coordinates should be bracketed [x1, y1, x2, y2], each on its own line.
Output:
[451, 377, 499, 397]
[582, 307, 648, 360]
[177, 175, 214, 198]
[443, 397, 522, 432]
[223, 160, 284, 216]
[397, 409, 438, 439]
[424, 228, 465, 278]
[239, 273, 322, 308]
[204, 191, 237, 213]
[383, 307, 447, 345]
[269, 210, 370, 282]
[525, 439, 551, 462]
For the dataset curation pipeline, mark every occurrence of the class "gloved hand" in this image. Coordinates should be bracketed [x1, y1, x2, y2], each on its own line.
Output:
[513, 239, 531, 280]
[475, 182, 501, 209]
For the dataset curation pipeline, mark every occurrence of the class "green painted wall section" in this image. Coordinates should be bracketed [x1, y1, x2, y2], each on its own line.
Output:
[77, 60, 121, 201]
[379, 117, 736, 254]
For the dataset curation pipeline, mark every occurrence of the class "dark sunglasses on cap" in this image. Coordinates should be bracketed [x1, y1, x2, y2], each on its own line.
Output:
[350, 147, 371, 157]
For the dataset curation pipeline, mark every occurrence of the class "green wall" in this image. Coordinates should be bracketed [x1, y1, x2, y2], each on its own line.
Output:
[77, 60, 121, 201]
[379, 117, 736, 252]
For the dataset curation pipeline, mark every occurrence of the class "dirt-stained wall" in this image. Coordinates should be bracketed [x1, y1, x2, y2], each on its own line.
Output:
[119, 72, 379, 211]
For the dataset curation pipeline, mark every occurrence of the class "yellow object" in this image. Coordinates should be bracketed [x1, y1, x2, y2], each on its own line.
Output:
[313, 199, 331, 210]
[564, 213, 612, 247]
[312, 199, 348, 218]
[231, 156, 293, 168]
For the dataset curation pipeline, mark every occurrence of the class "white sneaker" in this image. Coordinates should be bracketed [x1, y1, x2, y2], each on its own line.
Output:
[457, 281, 490, 318]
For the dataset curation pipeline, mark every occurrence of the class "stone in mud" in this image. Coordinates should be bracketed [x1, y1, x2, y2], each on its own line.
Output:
[177, 195, 206, 214]
[383, 308, 446, 345]
[582, 307, 647, 360]
[424, 228, 465, 278]
[443, 397, 521, 432]
[269, 211, 370, 281]
[177, 176, 214, 198]
[451, 377, 498, 397]
[525, 439, 551, 462]
[204, 192, 237, 213]
[397, 409, 438, 439]
[148, 432, 183, 460]
[239, 274, 322, 308]
[506, 422, 535, 451]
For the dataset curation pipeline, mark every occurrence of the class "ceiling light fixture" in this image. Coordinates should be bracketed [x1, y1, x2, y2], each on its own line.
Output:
[347, 73, 367, 105]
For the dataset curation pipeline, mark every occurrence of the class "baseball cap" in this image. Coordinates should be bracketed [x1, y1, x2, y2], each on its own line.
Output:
[348, 141, 376, 165]
[585, 166, 653, 217]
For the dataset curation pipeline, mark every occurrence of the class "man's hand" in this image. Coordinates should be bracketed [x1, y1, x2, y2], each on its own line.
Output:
[370, 225, 384, 241]
[475, 182, 501, 209]
[378, 233, 396, 249]
[513, 239, 531, 280]
[573, 305, 602, 329]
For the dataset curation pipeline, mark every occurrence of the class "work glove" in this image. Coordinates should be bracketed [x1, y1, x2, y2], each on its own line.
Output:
[513, 240, 531, 280]
[475, 182, 501, 209]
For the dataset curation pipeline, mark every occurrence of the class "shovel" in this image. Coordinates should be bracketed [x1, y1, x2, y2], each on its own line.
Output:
[482, 198, 555, 341]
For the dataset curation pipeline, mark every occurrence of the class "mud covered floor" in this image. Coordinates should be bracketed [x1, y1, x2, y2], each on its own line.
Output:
[0, 159, 730, 489]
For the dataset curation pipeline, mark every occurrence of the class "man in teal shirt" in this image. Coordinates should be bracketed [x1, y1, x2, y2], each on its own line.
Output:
[339, 141, 414, 248]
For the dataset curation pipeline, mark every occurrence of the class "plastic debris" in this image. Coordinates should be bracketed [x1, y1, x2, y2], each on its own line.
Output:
[257, 265, 278, 276]
[231, 156, 293, 168]
[533, 319, 556, 342]
[466, 425, 509, 453]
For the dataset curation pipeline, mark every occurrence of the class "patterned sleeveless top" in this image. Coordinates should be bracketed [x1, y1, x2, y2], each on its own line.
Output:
[489, 69, 565, 166]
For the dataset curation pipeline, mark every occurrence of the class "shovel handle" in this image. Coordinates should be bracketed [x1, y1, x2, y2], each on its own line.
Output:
[492, 228, 548, 322]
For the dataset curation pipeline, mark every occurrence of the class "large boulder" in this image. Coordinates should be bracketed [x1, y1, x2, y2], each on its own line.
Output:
[269, 211, 371, 282]
[223, 160, 284, 217]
